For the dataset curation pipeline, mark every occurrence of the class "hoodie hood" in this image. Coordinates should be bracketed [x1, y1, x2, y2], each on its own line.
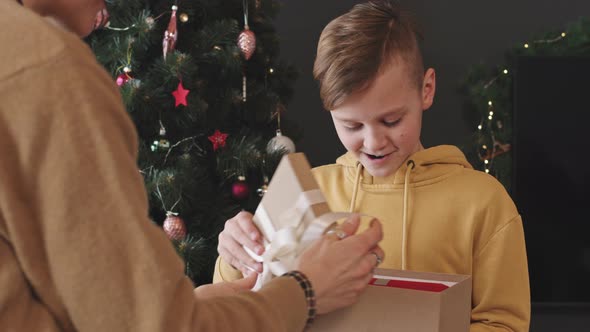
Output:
[336, 145, 473, 187]
[333, 145, 473, 270]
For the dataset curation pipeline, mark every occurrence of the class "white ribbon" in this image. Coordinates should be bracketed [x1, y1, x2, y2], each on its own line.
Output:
[246, 189, 353, 290]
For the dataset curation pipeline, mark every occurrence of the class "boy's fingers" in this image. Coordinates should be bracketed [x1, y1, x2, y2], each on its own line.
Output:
[231, 224, 264, 255]
[236, 219, 264, 254]
[228, 240, 262, 272]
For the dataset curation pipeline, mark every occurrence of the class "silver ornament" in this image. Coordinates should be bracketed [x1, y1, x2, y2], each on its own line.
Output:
[266, 129, 295, 154]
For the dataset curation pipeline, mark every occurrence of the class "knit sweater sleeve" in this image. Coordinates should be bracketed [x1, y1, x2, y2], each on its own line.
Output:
[470, 216, 531, 332]
[3, 39, 306, 331]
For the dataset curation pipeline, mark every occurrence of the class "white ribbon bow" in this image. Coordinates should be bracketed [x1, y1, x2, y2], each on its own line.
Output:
[245, 189, 352, 290]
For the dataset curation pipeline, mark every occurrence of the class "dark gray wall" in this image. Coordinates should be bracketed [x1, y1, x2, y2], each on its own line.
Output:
[274, 0, 590, 167]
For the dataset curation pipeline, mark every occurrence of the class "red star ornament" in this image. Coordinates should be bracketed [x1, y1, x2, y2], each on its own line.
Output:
[208, 130, 228, 151]
[172, 82, 189, 107]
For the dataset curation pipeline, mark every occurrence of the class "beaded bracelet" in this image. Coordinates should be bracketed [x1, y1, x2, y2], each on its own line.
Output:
[282, 271, 316, 329]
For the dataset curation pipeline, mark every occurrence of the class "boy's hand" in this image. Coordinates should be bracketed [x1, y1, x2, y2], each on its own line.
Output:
[218, 211, 264, 276]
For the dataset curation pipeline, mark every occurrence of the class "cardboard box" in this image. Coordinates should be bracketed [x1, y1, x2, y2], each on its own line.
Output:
[310, 268, 472, 332]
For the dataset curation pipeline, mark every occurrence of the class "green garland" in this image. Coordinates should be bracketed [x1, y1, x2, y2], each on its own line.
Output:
[459, 18, 590, 192]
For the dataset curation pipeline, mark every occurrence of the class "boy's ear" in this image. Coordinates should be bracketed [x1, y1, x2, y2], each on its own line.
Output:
[421, 68, 436, 111]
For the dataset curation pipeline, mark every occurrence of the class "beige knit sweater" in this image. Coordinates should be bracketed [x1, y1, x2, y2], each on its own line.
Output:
[0, 1, 306, 331]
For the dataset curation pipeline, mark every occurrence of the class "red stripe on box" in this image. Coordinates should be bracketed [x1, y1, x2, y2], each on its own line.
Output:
[370, 278, 449, 293]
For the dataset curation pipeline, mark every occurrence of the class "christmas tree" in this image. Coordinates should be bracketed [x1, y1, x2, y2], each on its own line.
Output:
[88, 0, 300, 286]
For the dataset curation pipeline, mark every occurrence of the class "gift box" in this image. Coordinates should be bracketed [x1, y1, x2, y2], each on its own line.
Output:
[309, 268, 472, 332]
[246, 153, 349, 290]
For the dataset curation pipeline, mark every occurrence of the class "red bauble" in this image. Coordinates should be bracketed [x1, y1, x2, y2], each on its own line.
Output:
[238, 28, 256, 60]
[116, 73, 132, 87]
[232, 176, 250, 200]
[163, 213, 187, 240]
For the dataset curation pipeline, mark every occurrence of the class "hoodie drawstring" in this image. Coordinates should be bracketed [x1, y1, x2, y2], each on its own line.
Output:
[401, 160, 415, 270]
[349, 162, 363, 212]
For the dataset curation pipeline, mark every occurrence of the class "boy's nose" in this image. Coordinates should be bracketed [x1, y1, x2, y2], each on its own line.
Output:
[364, 128, 388, 153]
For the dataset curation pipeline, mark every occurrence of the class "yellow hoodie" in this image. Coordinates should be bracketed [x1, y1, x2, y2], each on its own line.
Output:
[313, 145, 530, 332]
[214, 145, 530, 331]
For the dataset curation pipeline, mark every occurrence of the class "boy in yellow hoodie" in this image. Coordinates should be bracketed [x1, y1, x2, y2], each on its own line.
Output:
[214, 0, 530, 331]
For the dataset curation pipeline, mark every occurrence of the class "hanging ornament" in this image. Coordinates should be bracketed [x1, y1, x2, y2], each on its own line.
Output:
[151, 121, 171, 152]
[267, 129, 296, 154]
[93, 8, 110, 30]
[257, 176, 269, 197]
[238, 28, 256, 60]
[232, 176, 250, 200]
[267, 104, 295, 153]
[238, 0, 257, 60]
[172, 81, 190, 107]
[208, 130, 228, 151]
[163, 5, 178, 59]
[116, 66, 133, 87]
[179, 13, 189, 23]
[163, 212, 187, 240]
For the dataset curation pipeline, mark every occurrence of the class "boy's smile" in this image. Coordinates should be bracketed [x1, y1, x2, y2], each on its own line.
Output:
[331, 58, 436, 178]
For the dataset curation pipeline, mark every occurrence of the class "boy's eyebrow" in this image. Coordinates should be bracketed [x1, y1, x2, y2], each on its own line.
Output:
[380, 106, 408, 117]
[334, 106, 408, 122]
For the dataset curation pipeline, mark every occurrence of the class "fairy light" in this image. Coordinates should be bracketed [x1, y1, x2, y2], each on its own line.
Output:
[471, 29, 571, 181]
[269, 68, 274, 74]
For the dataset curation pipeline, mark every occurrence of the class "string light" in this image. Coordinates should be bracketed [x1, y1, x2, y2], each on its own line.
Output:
[467, 25, 576, 186]
[269, 68, 274, 74]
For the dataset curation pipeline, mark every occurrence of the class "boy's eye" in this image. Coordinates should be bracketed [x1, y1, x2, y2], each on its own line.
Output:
[384, 119, 400, 127]
[343, 123, 362, 131]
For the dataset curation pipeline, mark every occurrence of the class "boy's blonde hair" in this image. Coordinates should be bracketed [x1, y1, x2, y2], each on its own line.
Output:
[313, 0, 424, 110]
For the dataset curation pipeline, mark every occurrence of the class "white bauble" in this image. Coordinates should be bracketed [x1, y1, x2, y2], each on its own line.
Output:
[266, 129, 295, 154]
